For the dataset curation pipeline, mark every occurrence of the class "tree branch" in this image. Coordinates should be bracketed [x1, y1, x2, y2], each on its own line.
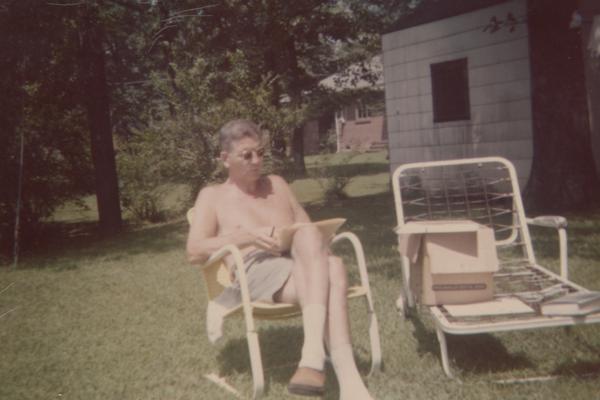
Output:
[46, 1, 85, 6]
[0, 307, 18, 320]
[0, 282, 14, 296]
[104, 0, 145, 12]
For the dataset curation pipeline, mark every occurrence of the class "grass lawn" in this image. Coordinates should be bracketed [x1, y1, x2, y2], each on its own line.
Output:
[1, 152, 600, 399]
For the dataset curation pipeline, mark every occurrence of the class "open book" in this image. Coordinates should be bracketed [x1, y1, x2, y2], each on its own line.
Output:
[278, 218, 346, 251]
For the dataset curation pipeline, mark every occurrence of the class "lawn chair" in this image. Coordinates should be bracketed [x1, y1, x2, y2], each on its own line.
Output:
[391, 156, 600, 379]
[186, 209, 381, 399]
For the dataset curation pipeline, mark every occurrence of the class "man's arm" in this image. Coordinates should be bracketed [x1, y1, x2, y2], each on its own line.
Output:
[186, 186, 280, 264]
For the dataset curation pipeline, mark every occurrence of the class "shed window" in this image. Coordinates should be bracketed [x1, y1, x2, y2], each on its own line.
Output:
[430, 58, 470, 122]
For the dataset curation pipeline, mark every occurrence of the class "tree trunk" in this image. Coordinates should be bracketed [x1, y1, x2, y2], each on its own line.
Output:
[525, 0, 600, 212]
[80, 7, 122, 234]
[292, 125, 306, 173]
[285, 35, 307, 175]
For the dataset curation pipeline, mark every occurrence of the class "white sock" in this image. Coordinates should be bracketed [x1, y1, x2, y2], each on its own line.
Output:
[299, 303, 327, 371]
[206, 301, 229, 344]
[331, 345, 373, 400]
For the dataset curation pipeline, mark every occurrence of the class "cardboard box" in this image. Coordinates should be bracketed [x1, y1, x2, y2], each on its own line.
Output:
[397, 220, 499, 305]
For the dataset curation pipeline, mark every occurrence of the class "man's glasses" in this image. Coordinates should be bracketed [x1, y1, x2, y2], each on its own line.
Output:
[238, 148, 265, 162]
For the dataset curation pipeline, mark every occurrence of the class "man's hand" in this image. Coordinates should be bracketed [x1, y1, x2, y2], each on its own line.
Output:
[249, 226, 282, 255]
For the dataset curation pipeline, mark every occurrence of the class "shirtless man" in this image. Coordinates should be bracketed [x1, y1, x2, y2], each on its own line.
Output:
[186, 119, 374, 400]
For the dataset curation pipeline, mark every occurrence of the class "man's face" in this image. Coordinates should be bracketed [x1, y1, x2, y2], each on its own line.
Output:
[222, 136, 265, 181]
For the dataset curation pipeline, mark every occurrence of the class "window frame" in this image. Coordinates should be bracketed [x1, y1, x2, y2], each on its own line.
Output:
[430, 58, 471, 123]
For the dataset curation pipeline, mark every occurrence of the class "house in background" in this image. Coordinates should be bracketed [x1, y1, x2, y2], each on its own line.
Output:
[382, 0, 600, 188]
[302, 56, 388, 155]
[333, 95, 388, 153]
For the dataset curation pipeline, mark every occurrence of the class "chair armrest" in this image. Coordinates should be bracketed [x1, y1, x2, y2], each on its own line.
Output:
[331, 231, 375, 309]
[526, 215, 567, 229]
[203, 244, 242, 270]
[331, 231, 367, 277]
[526, 216, 569, 280]
[203, 244, 257, 332]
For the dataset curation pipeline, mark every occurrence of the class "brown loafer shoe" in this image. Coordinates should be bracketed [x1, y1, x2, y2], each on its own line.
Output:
[287, 367, 325, 397]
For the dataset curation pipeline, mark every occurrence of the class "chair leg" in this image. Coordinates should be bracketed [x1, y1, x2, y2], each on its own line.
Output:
[400, 255, 415, 309]
[368, 310, 382, 375]
[246, 331, 265, 399]
[396, 290, 410, 319]
[334, 231, 382, 375]
[435, 327, 456, 380]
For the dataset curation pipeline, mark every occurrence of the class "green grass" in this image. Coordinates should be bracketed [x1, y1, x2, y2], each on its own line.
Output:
[1, 152, 600, 399]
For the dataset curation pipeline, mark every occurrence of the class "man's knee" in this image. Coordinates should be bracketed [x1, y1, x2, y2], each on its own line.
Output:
[291, 225, 327, 259]
[328, 256, 348, 289]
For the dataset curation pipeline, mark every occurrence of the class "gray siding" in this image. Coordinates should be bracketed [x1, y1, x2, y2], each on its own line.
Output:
[383, 0, 532, 187]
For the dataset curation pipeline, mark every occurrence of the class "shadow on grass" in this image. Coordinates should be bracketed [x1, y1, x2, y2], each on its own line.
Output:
[565, 225, 600, 261]
[14, 219, 187, 270]
[552, 360, 600, 378]
[216, 324, 373, 398]
[217, 325, 303, 378]
[408, 314, 534, 375]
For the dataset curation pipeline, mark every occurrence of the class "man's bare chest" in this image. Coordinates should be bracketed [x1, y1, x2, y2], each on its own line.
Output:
[215, 192, 294, 232]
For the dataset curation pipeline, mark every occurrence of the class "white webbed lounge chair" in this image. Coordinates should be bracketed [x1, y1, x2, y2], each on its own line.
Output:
[391, 157, 600, 379]
[186, 209, 382, 399]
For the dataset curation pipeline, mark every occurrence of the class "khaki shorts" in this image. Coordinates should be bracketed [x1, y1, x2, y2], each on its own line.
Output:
[213, 250, 294, 309]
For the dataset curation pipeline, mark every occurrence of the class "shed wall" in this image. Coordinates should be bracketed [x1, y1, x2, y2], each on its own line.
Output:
[382, 0, 532, 187]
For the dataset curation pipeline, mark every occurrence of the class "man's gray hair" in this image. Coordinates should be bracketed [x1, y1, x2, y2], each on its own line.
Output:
[219, 119, 263, 151]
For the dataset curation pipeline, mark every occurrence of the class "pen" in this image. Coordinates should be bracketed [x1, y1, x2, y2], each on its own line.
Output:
[269, 226, 275, 237]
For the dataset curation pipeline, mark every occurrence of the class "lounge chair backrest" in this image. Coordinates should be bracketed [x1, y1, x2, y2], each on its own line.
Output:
[392, 157, 536, 268]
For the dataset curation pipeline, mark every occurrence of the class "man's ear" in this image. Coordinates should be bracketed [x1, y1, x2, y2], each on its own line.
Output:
[220, 151, 230, 168]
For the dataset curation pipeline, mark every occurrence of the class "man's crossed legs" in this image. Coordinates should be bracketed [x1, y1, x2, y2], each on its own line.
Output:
[275, 226, 374, 400]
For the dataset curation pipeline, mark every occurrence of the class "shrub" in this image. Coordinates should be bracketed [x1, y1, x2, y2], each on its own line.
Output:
[309, 153, 359, 203]
[319, 128, 338, 154]
[1, 104, 93, 254]
[117, 51, 303, 222]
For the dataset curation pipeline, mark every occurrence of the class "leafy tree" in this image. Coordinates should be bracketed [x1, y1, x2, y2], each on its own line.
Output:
[1, 0, 191, 243]
[0, 1, 95, 253]
[167, 0, 381, 173]
[0, 0, 413, 247]
[117, 50, 302, 222]
[0, 0, 171, 251]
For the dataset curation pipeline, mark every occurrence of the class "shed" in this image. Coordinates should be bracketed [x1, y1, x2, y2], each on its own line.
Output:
[382, 0, 533, 187]
[382, 0, 600, 189]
